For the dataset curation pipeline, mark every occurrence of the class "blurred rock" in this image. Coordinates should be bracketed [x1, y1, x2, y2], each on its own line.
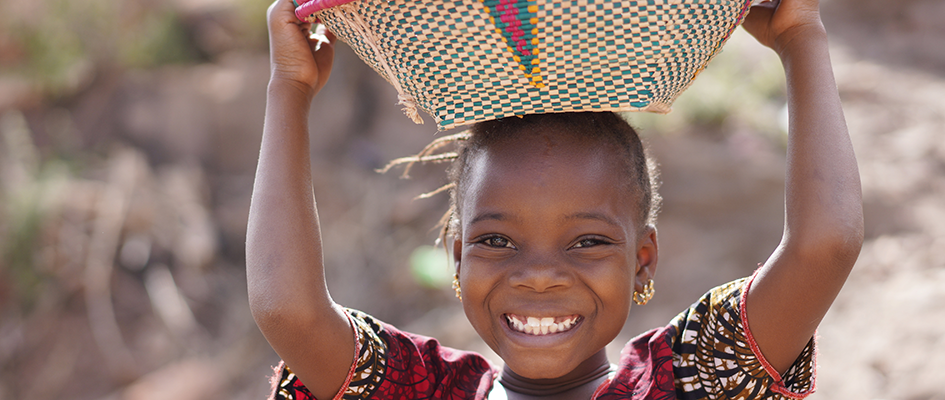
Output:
[118, 358, 225, 400]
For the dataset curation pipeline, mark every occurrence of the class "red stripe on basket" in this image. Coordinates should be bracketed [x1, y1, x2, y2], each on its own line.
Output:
[496, 0, 528, 55]
[295, 0, 357, 21]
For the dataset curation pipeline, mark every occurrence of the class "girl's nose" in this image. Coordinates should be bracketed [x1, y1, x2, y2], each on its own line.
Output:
[507, 253, 574, 292]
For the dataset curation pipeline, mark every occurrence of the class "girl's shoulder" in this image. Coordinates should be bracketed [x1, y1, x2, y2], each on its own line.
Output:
[601, 276, 816, 400]
[270, 309, 499, 400]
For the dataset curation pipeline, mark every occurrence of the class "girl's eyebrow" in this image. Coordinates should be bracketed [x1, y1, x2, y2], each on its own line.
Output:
[565, 212, 621, 228]
[469, 212, 509, 225]
[469, 212, 621, 227]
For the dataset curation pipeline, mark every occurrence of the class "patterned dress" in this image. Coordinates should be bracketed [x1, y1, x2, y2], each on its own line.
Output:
[270, 277, 815, 400]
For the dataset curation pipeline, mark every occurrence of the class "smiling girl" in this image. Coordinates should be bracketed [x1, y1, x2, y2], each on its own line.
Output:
[247, 0, 863, 398]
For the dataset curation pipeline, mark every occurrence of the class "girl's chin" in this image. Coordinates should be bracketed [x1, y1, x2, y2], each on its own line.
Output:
[500, 346, 611, 382]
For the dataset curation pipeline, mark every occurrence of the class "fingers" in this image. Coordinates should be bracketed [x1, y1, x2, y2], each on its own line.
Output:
[751, 0, 780, 9]
[312, 47, 335, 93]
[268, 0, 299, 25]
[743, 4, 774, 33]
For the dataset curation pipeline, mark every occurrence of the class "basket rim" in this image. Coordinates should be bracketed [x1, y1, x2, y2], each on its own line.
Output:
[295, 0, 357, 21]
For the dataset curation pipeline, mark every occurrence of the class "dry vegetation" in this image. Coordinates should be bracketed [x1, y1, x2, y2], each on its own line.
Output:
[0, 0, 943, 399]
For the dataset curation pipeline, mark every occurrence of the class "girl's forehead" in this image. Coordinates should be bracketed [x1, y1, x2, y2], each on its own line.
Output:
[478, 127, 620, 162]
[462, 134, 638, 216]
[473, 136, 629, 188]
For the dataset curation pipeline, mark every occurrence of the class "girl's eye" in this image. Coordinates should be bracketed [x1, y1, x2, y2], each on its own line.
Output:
[481, 236, 513, 248]
[571, 237, 609, 249]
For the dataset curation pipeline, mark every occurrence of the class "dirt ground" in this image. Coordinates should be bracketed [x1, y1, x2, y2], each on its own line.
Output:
[1, 0, 943, 399]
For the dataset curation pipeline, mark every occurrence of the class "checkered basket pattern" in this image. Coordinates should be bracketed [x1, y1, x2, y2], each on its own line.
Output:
[297, 0, 754, 130]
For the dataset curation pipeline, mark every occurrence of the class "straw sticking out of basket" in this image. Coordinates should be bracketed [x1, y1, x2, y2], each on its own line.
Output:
[327, 3, 423, 124]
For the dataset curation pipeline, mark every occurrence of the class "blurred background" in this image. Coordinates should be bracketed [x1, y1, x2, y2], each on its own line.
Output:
[1, 0, 943, 398]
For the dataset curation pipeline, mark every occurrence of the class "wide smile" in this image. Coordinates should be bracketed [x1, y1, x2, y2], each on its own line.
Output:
[504, 313, 583, 336]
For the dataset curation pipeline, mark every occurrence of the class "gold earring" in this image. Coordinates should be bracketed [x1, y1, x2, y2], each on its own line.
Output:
[452, 273, 462, 300]
[633, 279, 655, 305]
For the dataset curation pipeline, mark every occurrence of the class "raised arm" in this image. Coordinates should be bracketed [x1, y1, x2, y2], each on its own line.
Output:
[246, 1, 353, 398]
[741, 0, 864, 374]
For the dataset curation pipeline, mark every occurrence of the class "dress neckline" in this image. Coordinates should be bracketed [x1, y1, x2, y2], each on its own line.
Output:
[488, 364, 617, 400]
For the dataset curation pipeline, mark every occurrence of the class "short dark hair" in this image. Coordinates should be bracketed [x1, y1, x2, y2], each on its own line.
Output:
[380, 112, 661, 241]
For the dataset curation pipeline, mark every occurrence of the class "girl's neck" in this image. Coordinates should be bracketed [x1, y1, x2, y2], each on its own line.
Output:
[499, 350, 612, 399]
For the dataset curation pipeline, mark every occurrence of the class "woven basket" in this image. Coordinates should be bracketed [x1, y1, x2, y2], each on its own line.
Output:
[296, 0, 754, 130]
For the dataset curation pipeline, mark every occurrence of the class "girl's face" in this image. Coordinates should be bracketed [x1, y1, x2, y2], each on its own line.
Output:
[452, 128, 658, 380]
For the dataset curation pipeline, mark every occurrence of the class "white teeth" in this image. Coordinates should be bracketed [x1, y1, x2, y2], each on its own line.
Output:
[511, 318, 524, 331]
[506, 314, 579, 336]
[526, 317, 539, 334]
[540, 317, 552, 334]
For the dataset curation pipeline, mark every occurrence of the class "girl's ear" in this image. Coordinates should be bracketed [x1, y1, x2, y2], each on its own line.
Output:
[634, 225, 659, 288]
[452, 233, 463, 274]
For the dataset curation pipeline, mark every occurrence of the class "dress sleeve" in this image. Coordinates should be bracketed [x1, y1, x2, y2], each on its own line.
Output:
[669, 274, 816, 399]
[270, 309, 498, 400]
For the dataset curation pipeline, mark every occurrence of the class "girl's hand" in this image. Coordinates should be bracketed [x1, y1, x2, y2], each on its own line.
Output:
[267, 0, 336, 97]
[742, 0, 825, 55]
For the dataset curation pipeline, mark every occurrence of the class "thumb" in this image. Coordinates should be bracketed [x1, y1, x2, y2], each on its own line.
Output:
[309, 28, 336, 92]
